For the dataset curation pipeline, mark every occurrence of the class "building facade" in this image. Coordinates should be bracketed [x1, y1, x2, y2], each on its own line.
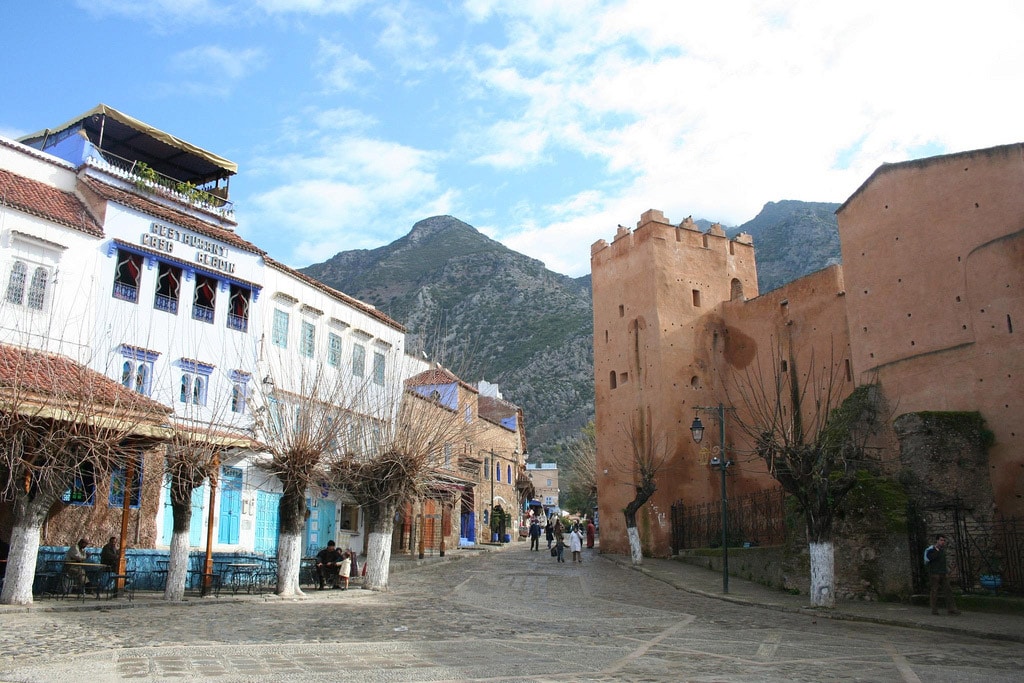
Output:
[591, 143, 1024, 564]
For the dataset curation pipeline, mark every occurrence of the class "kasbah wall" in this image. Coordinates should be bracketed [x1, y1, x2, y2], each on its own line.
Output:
[591, 143, 1024, 564]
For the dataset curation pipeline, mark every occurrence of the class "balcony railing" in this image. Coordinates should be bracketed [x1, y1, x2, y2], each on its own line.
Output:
[192, 303, 215, 324]
[112, 281, 139, 303]
[85, 151, 235, 219]
[154, 293, 179, 314]
[226, 313, 248, 333]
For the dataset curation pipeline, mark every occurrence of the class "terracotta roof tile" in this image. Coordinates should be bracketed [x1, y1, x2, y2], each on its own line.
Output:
[0, 169, 103, 236]
[80, 176, 264, 255]
[0, 344, 171, 416]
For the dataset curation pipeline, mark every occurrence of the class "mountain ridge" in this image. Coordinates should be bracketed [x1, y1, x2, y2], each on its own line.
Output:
[300, 203, 840, 460]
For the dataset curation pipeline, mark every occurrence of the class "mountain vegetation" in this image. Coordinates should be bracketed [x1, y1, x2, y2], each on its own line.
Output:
[300, 204, 840, 464]
[300, 216, 594, 462]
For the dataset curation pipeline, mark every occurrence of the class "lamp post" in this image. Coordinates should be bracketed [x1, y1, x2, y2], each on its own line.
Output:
[690, 403, 731, 594]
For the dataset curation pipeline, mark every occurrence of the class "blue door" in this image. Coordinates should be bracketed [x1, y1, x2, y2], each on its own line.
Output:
[254, 491, 281, 556]
[304, 498, 336, 552]
[188, 485, 205, 547]
[161, 476, 206, 547]
[218, 467, 242, 544]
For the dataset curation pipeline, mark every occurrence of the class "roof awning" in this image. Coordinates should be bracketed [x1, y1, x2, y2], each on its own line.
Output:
[19, 104, 237, 184]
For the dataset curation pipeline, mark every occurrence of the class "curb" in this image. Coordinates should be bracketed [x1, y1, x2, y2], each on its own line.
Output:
[604, 555, 1024, 644]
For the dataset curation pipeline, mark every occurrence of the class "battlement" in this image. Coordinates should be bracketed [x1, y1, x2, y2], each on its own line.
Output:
[591, 209, 756, 264]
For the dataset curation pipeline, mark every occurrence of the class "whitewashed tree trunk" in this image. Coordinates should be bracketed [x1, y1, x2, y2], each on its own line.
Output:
[363, 530, 394, 592]
[808, 540, 835, 607]
[276, 532, 303, 596]
[164, 532, 190, 601]
[0, 522, 43, 605]
[626, 525, 643, 565]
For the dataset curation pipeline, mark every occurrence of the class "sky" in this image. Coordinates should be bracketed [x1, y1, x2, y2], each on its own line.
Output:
[2, 1, 1022, 278]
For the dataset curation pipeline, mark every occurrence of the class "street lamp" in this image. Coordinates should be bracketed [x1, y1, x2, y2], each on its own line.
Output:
[690, 403, 732, 594]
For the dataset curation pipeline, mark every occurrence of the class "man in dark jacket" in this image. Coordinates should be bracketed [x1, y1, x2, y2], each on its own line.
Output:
[925, 534, 960, 615]
[316, 540, 344, 590]
[529, 519, 542, 551]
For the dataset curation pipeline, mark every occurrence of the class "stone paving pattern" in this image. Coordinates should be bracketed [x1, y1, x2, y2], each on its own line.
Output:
[1, 543, 1022, 682]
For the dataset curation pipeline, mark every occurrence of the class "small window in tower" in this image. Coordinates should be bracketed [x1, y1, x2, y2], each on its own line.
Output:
[619, 371, 628, 385]
[702, 234, 709, 249]
[729, 241, 735, 255]
[690, 375, 700, 389]
[844, 358, 853, 381]
[692, 289, 701, 307]
[609, 371, 617, 389]
[781, 360, 788, 373]
[618, 304, 624, 317]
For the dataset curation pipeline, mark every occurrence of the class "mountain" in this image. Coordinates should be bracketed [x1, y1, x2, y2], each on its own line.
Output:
[300, 216, 595, 461]
[300, 204, 841, 461]
[728, 200, 842, 294]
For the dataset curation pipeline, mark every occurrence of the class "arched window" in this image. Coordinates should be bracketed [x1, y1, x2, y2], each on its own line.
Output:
[507, 464, 512, 483]
[496, 462, 501, 482]
[180, 374, 191, 403]
[134, 364, 149, 394]
[27, 266, 47, 309]
[6, 261, 26, 304]
[121, 361, 133, 388]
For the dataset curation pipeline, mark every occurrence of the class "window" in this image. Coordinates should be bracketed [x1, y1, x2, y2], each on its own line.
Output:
[507, 464, 512, 483]
[272, 309, 289, 348]
[230, 371, 250, 414]
[179, 359, 214, 406]
[373, 351, 385, 385]
[112, 249, 143, 303]
[109, 460, 143, 508]
[227, 284, 250, 332]
[119, 345, 157, 396]
[154, 262, 181, 314]
[352, 344, 366, 378]
[328, 333, 342, 367]
[444, 443, 452, 469]
[192, 274, 217, 323]
[62, 463, 96, 506]
[6, 261, 50, 310]
[300, 321, 315, 358]
[496, 462, 501, 482]
[692, 289, 702, 307]
[339, 504, 359, 531]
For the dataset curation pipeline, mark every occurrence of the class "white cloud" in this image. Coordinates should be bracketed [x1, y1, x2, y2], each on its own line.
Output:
[315, 39, 374, 92]
[446, 0, 1024, 276]
[240, 131, 451, 266]
[254, 0, 364, 14]
[171, 45, 266, 81]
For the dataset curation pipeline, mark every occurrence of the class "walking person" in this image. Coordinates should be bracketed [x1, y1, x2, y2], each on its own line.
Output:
[553, 519, 565, 563]
[569, 523, 583, 563]
[529, 519, 542, 551]
[545, 520, 554, 550]
[925, 534, 960, 615]
[338, 551, 352, 590]
[586, 519, 596, 549]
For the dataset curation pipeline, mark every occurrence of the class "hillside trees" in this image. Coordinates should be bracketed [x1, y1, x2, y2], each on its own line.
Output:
[561, 421, 597, 515]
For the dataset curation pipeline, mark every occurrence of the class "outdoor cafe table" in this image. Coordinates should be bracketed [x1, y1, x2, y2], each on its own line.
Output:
[225, 563, 260, 594]
[62, 562, 108, 599]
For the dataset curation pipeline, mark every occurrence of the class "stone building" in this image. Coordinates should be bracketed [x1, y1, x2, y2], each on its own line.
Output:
[591, 143, 1023, 581]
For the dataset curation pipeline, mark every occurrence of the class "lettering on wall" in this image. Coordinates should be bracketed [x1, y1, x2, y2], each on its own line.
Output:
[140, 222, 236, 274]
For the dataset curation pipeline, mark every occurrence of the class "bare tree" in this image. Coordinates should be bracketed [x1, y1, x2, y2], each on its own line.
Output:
[0, 344, 170, 605]
[730, 339, 884, 607]
[161, 415, 255, 601]
[607, 411, 665, 566]
[251, 362, 359, 597]
[562, 421, 597, 515]
[332, 366, 473, 592]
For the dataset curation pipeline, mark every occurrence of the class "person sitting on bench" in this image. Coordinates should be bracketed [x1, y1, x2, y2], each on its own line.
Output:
[316, 540, 344, 590]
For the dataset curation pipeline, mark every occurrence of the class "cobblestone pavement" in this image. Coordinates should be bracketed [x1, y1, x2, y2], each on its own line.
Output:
[1, 545, 1023, 682]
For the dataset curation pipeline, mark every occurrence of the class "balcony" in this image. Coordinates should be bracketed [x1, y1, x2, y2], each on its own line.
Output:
[86, 152, 235, 220]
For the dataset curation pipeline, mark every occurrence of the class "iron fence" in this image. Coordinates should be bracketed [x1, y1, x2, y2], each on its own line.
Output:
[670, 487, 787, 553]
[908, 501, 1024, 595]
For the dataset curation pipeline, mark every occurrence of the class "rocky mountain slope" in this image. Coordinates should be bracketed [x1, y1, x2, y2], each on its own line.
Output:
[301, 216, 595, 460]
[301, 204, 840, 460]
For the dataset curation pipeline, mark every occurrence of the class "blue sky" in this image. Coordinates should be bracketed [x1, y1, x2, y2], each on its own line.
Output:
[2, 1, 1021, 278]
